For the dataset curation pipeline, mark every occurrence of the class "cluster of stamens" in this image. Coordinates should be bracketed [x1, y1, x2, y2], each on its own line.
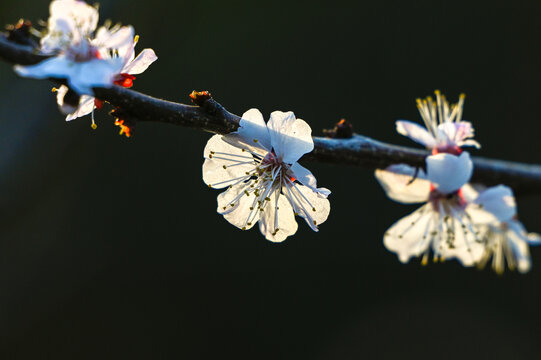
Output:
[207, 140, 320, 236]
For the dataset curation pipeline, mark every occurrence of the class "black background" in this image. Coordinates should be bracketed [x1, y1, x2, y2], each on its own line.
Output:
[1, 0, 541, 359]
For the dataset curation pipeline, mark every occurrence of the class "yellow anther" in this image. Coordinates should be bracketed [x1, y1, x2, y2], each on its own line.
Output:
[247, 222, 252, 226]
[134, 34, 140, 44]
[242, 227, 246, 231]
[223, 165, 227, 169]
[421, 254, 428, 266]
[241, 149, 246, 152]
[249, 207, 254, 210]
[230, 203, 235, 207]
[460, 93, 466, 99]
[51, 87, 58, 92]
[313, 221, 317, 225]
[294, 212, 299, 216]
[253, 139, 258, 143]
[312, 207, 316, 212]
[264, 197, 270, 201]
[208, 184, 212, 188]
[209, 154, 213, 158]
[91, 123, 98, 130]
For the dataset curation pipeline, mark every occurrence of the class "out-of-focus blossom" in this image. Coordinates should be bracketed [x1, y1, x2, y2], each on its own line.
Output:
[467, 185, 541, 274]
[375, 152, 490, 266]
[396, 91, 480, 154]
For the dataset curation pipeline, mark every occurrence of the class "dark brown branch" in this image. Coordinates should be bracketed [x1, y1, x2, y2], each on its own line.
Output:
[1, 34, 541, 194]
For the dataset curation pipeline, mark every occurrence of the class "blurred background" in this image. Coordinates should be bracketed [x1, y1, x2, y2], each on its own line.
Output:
[1, 0, 541, 358]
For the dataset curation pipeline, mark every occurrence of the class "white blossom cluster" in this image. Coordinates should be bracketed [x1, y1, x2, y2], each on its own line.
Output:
[376, 91, 540, 274]
[9, 0, 539, 274]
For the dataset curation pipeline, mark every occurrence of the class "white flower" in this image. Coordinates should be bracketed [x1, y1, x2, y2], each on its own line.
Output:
[55, 29, 157, 124]
[468, 185, 541, 274]
[202, 109, 331, 242]
[375, 151, 489, 266]
[14, 0, 137, 95]
[396, 91, 480, 153]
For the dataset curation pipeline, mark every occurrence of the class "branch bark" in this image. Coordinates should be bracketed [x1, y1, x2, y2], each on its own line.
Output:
[1, 34, 541, 194]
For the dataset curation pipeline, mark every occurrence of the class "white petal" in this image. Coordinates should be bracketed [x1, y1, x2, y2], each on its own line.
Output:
[474, 185, 516, 222]
[383, 204, 433, 263]
[223, 108, 271, 155]
[65, 95, 95, 120]
[375, 164, 430, 204]
[202, 135, 256, 189]
[67, 58, 124, 94]
[289, 162, 330, 196]
[426, 152, 473, 194]
[396, 120, 437, 148]
[94, 26, 134, 51]
[15, 57, 123, 95]
[437, 121, 480, 149]
[268, 111, 314, 164]
[506, 222, 533, 273]
[259, 189, 298, 242]
[14, 57, 75, 80]
[49, 0, 98, 36]
[217, 184, 257, 231]
[435, 202, 486, 266]
[285, 181, 330, 232]
[122, 49, 158, 75]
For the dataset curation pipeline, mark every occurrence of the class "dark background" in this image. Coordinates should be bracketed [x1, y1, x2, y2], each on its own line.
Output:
[0, 0, 540, 359]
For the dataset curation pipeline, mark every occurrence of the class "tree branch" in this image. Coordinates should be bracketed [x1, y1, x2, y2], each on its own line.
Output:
[1, 34, 541, 194]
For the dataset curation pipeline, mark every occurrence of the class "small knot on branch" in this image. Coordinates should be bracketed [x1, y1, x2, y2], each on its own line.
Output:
[189, 90, 240, 133]
[6, 19, 37, 47]
[323, 118, 354, 139]
[110, 108, 136, 138]
[189, 90, 212, 106]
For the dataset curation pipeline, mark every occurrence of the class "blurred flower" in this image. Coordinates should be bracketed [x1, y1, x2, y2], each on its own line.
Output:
[203, 109, 331, 242]
[13, 0, 139, 95]
[375, 152, 490, 266]
[467, 185, 541, 274]
[396, 91, 480, 154]
[55, 31, 157, 125]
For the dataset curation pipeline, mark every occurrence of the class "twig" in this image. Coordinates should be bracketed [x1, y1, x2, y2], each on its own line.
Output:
[1, 34, 541, 194]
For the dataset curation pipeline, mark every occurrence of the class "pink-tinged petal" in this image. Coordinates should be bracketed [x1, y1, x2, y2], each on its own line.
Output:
[426, 152, 473, 194]
[268, 111, 314, 164]
[474, 185, 516, 222]
[259, 189, 298, 242]
[437, 121, 480, 148]
[223, 108, 271, 155]
[122, 49, 158, 75]
[65, 95, 95, 120]
[396, 120, 437, 148]
[375, 164, 430, 204]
